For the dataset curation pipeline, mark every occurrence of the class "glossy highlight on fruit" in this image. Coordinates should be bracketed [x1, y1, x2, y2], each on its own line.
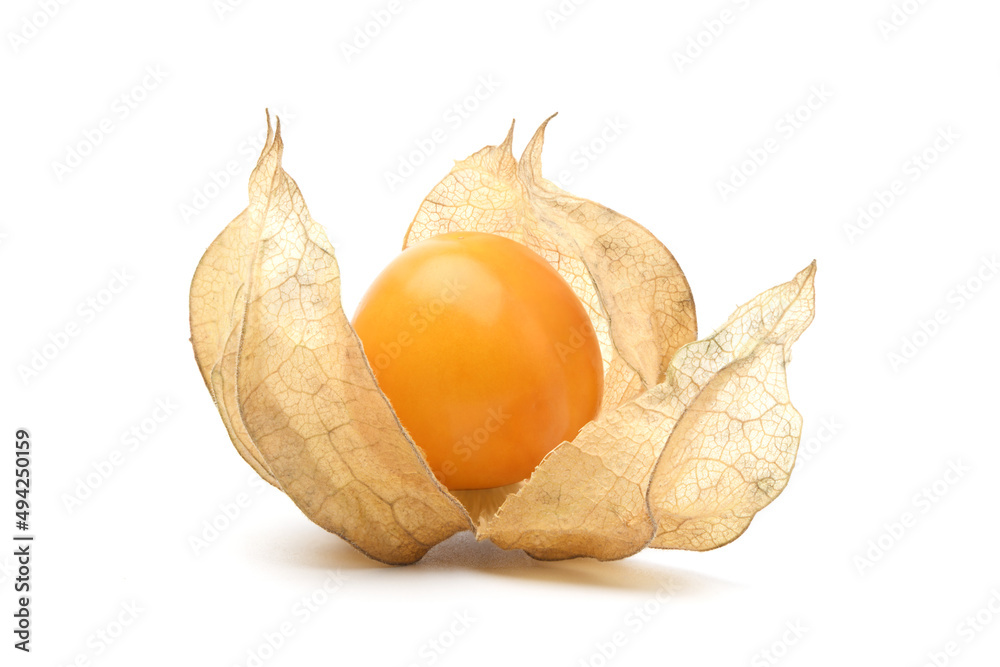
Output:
[352, 232, 604, 490]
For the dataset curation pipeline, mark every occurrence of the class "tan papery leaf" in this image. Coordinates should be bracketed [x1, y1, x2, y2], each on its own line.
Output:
[480, 264, 815, 560]
[190, 114, 471, 565]
[403, 116, 697, 411]
[647, 262, 815, 550]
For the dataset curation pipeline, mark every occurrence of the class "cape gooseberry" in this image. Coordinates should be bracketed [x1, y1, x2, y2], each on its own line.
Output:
[352, 232, 603, 491]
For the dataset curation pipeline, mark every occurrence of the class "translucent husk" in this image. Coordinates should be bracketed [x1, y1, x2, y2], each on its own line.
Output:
[190, 113, 815, 564]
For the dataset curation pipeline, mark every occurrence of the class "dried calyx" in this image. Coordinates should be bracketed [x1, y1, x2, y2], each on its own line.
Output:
[190, 112, 815, 564]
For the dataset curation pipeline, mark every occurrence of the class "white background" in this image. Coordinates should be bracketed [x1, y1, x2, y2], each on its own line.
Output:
[2, 0, 999, 665]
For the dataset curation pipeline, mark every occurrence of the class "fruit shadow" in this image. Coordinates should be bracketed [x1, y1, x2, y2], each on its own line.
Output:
[270, 528, 735, 594]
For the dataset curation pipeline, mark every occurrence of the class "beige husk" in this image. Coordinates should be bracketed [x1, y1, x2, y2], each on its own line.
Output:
[190, 112, 815, 564]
